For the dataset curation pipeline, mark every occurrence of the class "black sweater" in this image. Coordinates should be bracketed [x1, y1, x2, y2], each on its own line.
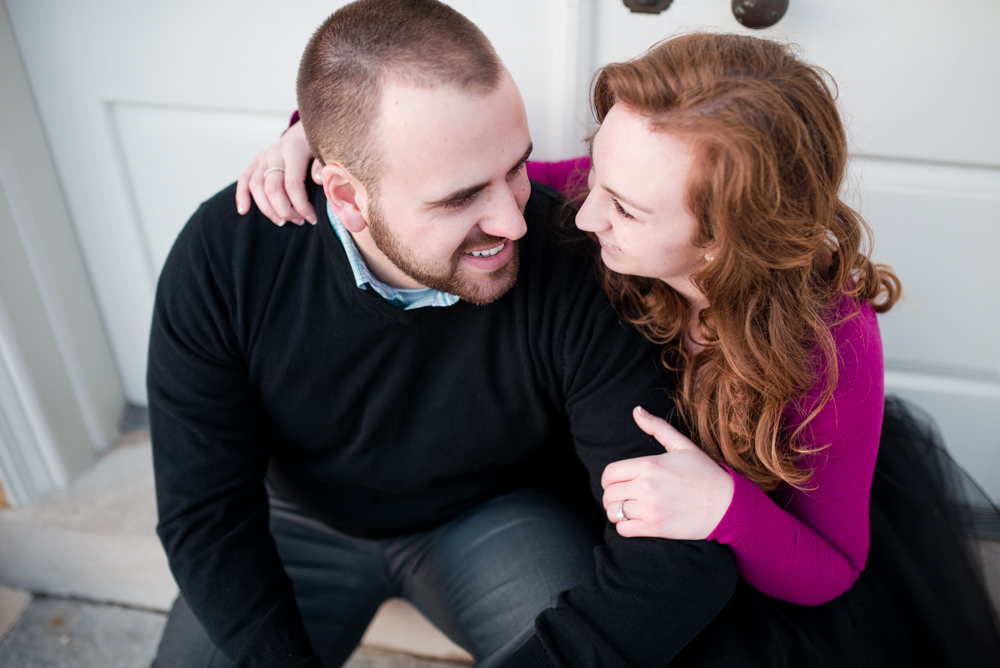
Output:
[148, 180, 735, 668]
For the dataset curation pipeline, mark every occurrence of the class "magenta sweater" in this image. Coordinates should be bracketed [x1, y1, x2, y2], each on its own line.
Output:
[530, 156, 882, 606]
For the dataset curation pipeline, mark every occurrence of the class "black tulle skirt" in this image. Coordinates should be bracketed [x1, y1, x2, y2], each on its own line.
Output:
[672, 396, 1000, 667]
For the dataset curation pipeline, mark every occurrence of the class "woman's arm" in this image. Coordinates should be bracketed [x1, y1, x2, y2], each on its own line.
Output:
[233, 115, 591, 223]
[603, 299, 883, 605]
[712, 302, 882, 604]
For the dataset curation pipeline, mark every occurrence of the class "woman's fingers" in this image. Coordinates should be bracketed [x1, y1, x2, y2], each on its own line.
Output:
[601, 456, 642, 490]
[604, 496, 637, 524]
[285, 168, 317, 225]
[602, 479, 632, 513]
[236, 161, 256, 215]
[247, 162, 284, 226]
[633, 406, 696, 453]
[236, 119, 318, 226]
[261, 166, 299, 225]
[615, 517, 655, 538]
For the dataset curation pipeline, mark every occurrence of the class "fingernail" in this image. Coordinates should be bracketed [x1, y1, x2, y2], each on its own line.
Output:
[237, 207, 247, 215]
[308, 217, 317, 225]
[276, 220, 286, 227]
[635, 405, 648, 416]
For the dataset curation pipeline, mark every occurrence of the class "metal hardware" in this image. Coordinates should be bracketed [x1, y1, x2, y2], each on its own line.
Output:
[623, 0, 674, 15]
[731, 0, 789, 29]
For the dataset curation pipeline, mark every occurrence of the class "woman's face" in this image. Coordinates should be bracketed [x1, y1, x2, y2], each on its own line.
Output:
[576, 103, 712, 301]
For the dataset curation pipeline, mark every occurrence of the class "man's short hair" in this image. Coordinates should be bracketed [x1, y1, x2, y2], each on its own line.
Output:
[297, 0, 503, 193]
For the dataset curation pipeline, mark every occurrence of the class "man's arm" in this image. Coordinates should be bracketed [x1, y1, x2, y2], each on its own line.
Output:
[149, 191, 321, 668]
[504, 190, 737, 667]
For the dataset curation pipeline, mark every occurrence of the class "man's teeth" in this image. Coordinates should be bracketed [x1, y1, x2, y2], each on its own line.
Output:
[468, 243, 505, 257]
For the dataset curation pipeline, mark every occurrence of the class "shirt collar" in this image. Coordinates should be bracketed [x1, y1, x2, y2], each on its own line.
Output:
[326, 200, 459, 310]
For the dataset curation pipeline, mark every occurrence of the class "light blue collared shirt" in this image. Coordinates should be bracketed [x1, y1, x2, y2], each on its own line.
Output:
[326, 200, 459, 310]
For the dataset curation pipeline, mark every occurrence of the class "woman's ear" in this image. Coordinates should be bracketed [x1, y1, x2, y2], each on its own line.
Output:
[321, 163, 370, 233]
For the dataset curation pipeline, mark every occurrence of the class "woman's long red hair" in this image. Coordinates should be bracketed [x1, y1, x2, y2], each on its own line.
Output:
[592, 33, 900, 491]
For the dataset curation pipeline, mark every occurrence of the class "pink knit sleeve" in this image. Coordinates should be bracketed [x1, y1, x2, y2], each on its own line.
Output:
[526, 157, 591, 204]
[706, 299, 884, 605]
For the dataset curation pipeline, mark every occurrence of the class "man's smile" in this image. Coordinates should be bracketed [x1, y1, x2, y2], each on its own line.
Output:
[465, 242, 506, 258]
[459, 238, 515, 272]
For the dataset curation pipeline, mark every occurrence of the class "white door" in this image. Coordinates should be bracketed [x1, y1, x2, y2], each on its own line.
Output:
[7, 0, 1000, 501]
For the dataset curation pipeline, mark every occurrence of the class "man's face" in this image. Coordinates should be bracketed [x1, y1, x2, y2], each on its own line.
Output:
[358, 71, 532, 305]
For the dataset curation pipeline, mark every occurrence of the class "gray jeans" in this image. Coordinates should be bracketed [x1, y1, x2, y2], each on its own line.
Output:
[152, 486, 600, 667]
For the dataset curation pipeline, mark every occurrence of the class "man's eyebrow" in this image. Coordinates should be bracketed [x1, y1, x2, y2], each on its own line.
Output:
[427, 143, 533, 207]
[510, 143, 534, 174]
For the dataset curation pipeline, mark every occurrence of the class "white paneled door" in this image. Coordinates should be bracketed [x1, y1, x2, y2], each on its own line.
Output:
[7, 0, 1000, 500]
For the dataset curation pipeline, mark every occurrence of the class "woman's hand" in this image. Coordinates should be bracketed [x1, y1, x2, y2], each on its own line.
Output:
[235, 120, 321, 226]
[602, 406, 735, 540]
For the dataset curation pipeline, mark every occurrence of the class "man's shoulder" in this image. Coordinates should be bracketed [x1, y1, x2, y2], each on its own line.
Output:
[520, 180, 597, 282]
[155, 181, 328, 326]
[165, 181, 317, 282]
[175, 182, 291, 257]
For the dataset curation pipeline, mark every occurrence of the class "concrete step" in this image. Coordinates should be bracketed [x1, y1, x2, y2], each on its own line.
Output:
[0, 435, 472, 663]
[0, 434, 173, 610]
[0, 589, 466, 668]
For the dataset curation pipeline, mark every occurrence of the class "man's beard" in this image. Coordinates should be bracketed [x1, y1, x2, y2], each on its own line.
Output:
[366, 200, 520, 306]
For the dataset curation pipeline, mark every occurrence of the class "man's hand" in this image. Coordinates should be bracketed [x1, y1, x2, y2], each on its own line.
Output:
[236, 120, 321, 226]
[602, 406, 735, 540]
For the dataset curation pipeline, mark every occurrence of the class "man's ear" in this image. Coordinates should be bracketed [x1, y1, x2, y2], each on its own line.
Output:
[321, 163, 369, 233]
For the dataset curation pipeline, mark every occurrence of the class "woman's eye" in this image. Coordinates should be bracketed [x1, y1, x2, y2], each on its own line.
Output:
[612, 198, 634, 220]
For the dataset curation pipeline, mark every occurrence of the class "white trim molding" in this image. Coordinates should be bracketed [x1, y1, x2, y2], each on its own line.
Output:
[0, 0, 124, 506]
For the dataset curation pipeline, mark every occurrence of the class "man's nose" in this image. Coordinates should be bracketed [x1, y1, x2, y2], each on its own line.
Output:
[481, 183, 528, 241]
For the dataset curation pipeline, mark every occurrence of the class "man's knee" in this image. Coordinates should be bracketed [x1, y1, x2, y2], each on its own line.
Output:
[401, 487, 599, 659]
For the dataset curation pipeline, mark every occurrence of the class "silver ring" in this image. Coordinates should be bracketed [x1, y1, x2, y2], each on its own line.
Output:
[263, 167, 286, 178]
[616, 501, 626, 521]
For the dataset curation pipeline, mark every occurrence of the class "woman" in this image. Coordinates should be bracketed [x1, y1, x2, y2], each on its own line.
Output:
[237, 32, 1000, 666]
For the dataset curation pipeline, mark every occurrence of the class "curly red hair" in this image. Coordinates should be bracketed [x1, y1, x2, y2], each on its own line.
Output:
[591, 33, 900, 491]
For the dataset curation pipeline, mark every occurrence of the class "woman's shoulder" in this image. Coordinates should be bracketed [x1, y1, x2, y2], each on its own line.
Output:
[828, 292, 881, 367]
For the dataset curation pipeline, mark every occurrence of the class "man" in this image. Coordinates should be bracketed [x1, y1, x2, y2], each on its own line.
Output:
[149, 1, 735, 666]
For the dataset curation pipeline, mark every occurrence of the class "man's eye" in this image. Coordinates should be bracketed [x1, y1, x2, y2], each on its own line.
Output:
[612, 199, 634, 220]
[442, 194, 476, 211]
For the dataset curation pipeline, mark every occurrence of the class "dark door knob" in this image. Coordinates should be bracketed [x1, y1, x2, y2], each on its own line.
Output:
[731, 0, 789, 28]
[623, 0, 674, 14]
